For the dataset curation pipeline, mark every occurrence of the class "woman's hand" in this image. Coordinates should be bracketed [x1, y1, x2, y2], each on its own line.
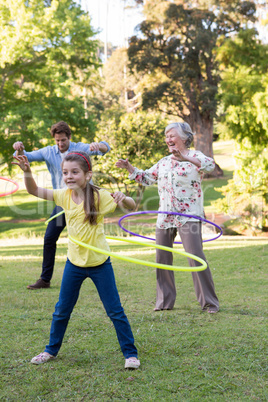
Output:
[171, 149, 202, 168]
[115, 158, 130, 169]
[12, 155, 30, 172]
[171, 149, 189, 161]
[115, 158, 135, 174]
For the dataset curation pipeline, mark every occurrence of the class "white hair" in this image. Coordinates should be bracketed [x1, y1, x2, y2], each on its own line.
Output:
[165, 122, 195, 148]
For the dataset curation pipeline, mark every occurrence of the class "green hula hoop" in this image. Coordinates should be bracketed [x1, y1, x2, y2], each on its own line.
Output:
[68, 235, 207, 272]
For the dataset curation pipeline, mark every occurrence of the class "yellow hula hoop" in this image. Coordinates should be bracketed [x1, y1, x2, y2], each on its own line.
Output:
[45, 210, 65, 224]
[45, 210, 207, 272]
[68, 235, 207, 272]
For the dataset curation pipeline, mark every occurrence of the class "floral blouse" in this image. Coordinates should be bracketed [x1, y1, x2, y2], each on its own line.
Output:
[129, 151, 215, 229]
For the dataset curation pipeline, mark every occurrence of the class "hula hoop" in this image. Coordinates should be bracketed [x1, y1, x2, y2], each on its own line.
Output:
[44, 210, 208, 271]
[69, 235, 207, 272]
[45, 210, 65, 225]
[0, 177, 19, 197]
[118, 211, 223, 244]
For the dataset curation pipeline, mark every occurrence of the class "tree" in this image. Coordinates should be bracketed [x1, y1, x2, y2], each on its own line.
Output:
[93, 110, 168, 209]
[127, 0, 256, 176]
[101, 47, 143, 113]
[213, 29, 268, 232]
[0, 0, 100, 165]
[216, 29, 268, 145]
[213, 140, 268, 233]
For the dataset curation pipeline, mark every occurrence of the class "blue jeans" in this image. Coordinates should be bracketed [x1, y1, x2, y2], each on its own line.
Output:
[41, 205, 66, 282]
[44, 257, 138, 359]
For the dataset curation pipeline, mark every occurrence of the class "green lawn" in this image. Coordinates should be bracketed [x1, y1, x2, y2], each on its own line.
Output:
[1, 141, 268, 400]
[0, 237, 267, 400]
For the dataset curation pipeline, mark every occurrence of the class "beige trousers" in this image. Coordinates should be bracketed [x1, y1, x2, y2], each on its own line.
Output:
[155, 222, 219, 311]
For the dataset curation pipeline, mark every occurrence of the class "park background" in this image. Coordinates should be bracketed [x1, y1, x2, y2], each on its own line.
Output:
[0, 0, 267, 400]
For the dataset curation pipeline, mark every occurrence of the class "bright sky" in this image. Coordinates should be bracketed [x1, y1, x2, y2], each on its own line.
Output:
[79, 1, 267, 46]
[80, 0, 143, 47]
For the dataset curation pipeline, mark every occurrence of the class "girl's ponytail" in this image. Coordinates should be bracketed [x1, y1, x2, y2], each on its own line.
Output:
[83, 181, 100, 225]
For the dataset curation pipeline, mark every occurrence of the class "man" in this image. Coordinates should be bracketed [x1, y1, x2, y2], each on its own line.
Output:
[13, 121, 111, 289]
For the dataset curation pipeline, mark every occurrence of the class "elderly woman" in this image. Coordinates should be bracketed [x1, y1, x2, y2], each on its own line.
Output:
[116, 122, 219, 313]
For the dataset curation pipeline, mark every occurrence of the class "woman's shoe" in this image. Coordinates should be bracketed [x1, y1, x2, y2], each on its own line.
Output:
[208, 309, 219, 314]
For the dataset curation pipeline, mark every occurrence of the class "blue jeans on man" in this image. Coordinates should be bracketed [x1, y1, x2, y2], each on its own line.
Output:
[41, 205, 66, 282]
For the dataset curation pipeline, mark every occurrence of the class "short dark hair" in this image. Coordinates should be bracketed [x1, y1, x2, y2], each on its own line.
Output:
[50, 121, 71, 138]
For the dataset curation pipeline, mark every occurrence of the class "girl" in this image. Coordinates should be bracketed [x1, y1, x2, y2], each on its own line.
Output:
[12, 151, 140, 369]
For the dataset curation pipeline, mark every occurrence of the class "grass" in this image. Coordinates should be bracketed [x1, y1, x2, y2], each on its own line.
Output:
[0, 237, 267, 400]
[1, 141, 268, 400]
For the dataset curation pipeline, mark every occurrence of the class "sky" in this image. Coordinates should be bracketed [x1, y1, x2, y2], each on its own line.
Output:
[79, 1, 267, 46]
[80, 0, 143, 47]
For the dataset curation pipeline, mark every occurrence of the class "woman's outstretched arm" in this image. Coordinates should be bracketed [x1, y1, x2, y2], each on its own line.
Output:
[115, 158, 135, 174]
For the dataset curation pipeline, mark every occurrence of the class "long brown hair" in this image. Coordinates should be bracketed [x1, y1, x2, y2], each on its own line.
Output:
[63, 152, 100, 225]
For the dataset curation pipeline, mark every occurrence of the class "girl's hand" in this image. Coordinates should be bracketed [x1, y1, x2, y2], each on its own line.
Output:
[12, 155, 30, 171]
[111, 191, 126, 204]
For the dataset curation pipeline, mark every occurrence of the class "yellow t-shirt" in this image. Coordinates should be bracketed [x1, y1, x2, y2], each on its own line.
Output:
[53, 188, 117, 267]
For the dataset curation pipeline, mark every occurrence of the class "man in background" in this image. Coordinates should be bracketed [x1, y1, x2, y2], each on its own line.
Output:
[13, 121, 110, 289]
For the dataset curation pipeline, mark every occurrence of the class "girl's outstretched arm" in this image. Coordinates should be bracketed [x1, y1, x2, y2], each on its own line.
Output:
[12, 155, 54, 201]
[111, 192, 136, 210]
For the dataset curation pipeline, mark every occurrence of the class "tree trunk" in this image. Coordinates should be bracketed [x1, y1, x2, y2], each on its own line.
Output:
[190, 116, 223, 178]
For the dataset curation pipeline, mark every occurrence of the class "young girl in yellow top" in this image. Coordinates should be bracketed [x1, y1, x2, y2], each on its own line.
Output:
[12, 151, 140, 369]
